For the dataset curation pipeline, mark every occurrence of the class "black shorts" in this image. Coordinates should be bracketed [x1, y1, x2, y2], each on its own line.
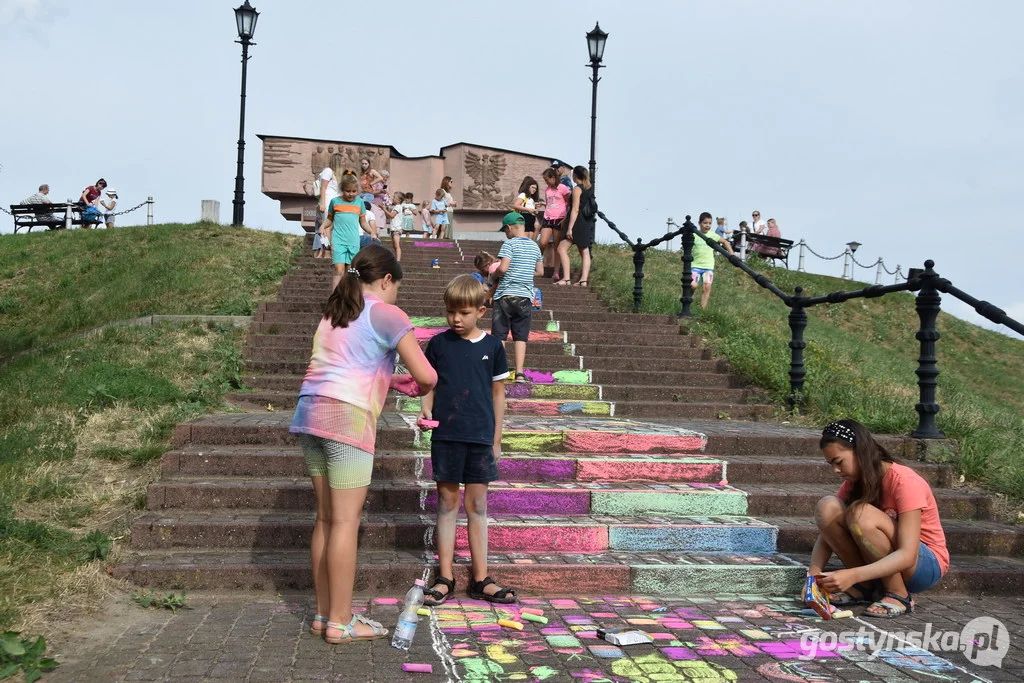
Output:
[431, 440, 498, 484]
[522, 212, 536, 233]
[542, 217, 564, 230]
[491, 296, 532, 342]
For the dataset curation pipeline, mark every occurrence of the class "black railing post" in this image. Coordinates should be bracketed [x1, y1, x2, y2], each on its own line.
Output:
[679, 216, 694, 317]
[912, 260, 945, 439]
[632, 239, 646, 313]
[788, 286, 808, 410]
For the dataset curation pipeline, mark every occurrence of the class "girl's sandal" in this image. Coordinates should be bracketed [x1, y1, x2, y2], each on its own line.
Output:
[423, 576, 455, 607]
[829, 582, 876, 606]
[467, 576, 518, 604]
[514, 373, 529, 384]
[325, 614, 389, 643]
[554, 279, 571, 286]
[863, 592, 913, 619]
[574, 280, 589, 287]
[310, 614, 328, 636]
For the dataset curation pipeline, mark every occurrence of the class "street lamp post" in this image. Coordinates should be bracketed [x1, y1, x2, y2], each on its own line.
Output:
[231, 1, 260, 227]
[846, 241, 861, 281]
[586, 22, 608, 188]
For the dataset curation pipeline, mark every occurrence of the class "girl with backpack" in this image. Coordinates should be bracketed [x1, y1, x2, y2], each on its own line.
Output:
[557, 166, 596, 287]
[290, 245, 437, 643]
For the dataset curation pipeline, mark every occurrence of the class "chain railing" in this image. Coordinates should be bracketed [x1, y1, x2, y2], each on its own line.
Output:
[4, 196, 155, 231]
[652, 217, 1024, 439]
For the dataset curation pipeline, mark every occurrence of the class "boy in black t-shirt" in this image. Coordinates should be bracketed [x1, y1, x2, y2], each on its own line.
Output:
[419, 275, 517, 605]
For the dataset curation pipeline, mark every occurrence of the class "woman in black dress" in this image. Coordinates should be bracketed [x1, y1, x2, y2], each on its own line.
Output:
[557, 166, 596, 286]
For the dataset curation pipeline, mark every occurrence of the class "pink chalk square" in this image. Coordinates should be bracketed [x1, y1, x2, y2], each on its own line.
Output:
[649, 633, 676, 641]
[576, 631, 601, 639]
[550, 599, 580, 609]
[371, 597, 400, 605]
[451, 649, 477, 658]
[590, 612, 618, 618]
[520, 598, 545, 605]
[658, 619, 694, 629]
[660, 647, 698, 661]
[512, 558, 536, 563]
[540, 627, 571, 635]
[564, 615, 595, 624]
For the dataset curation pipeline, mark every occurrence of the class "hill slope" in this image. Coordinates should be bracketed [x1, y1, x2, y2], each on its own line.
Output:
[589, 244, 1024, 499]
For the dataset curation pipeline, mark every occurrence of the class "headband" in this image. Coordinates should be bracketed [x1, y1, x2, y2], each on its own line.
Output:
[347, 268, 360, 277]
[822, 421, 856, 445]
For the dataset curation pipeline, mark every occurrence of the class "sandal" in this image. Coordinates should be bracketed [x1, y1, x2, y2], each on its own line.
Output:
[863, 592, 913, 619]
[467, 576, 518, 604]
[325, 613, 389, 643]
[514, 373, 528, 384]
[829, 582, 876, 607]
[574, 280, 589, 287]
[554, 279, 571, 286]
[310, 614, 328, 636]
[423, 576, 455, 607]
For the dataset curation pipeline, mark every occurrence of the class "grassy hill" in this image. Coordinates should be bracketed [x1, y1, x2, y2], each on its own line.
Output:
[0, 224, 301, 631]
[589, 244, 1024, 500]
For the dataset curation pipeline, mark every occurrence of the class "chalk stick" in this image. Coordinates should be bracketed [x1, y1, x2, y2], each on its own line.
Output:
[831, 609, 853, 619]
[521, 613, 548, 624]
[520, 608, 544, 616]
[402, 663, 433, 673]
[416, 608, 431, 617]
[498, 619, 524, 630]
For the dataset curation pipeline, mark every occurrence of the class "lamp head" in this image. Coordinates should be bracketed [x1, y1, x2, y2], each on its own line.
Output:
[235, 0, 259, 42]
[586, 22, 608, 64]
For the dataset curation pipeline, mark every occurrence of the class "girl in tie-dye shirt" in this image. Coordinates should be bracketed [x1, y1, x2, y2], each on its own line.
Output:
[289, 245, 437, 644]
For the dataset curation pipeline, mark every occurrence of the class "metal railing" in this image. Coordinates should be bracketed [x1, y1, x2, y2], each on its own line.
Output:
[599, 213, 1024, 439]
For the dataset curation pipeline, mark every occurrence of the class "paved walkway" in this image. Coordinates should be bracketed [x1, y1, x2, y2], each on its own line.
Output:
[49, 591, 1023, 682]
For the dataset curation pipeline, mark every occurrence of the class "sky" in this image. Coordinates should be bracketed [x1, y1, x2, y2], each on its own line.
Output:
[1, 0, 1022, 332]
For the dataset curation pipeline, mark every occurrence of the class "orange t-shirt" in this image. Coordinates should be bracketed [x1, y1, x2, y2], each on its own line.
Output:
[838, 463, 949, 575]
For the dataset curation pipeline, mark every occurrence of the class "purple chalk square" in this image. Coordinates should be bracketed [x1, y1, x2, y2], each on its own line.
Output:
[590, 612, 619, 618]
[660, 647, 698, 661]
[540, 627, 571, 635]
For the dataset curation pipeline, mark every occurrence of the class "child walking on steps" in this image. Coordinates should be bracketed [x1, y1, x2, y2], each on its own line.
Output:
[289, 246, 437, 643]
[806, 419, 949, 619]
[418, 275, 518, 606]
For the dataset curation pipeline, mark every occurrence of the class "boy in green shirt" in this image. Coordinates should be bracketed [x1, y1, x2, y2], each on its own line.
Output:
[691, 211, 735, 308]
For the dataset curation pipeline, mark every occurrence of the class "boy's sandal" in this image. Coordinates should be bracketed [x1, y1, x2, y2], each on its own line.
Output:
[554, 279, 571, 286]
[863, 592, 913, 619]
[514, 373, 528, 384]
[423, 576, 455, 607]
[574, 280, 589, 287]
[828, 582, 876, 607]
[468, 576, 518, 604]
[325, 614, 389, 644]
[310, 614, 328, 636]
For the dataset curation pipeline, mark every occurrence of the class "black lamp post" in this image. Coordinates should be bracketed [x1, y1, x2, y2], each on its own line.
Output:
[231, 1, 259, 226]
[846, 240, 861, 281]
[586, 22, 608, 187]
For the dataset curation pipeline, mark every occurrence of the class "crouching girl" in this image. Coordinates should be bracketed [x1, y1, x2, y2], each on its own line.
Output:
[807, 419, 949, 618]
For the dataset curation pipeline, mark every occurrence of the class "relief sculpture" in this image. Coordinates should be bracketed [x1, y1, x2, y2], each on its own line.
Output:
[309, 145, 390, 187]
[463, 150, 516, 210]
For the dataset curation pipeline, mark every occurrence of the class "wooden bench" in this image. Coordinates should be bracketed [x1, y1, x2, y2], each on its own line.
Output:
[9, 203, 95, 234]
[731, 232, 795, 268]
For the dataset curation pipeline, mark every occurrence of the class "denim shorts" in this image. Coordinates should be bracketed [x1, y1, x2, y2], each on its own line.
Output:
[905, 542, 942, 593]
[431, 440, 498, 484]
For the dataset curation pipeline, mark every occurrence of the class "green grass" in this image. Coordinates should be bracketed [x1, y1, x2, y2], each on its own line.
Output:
[0, 222, 301, 631]
[589, 243, 1024, 500]
[0, 222, 301, 357]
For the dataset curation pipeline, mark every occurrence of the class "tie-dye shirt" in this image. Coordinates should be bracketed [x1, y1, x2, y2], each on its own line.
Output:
[289, 295, 413, 453]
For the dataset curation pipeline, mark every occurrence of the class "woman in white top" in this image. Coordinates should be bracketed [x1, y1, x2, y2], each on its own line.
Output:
[512, 176, 541, 237]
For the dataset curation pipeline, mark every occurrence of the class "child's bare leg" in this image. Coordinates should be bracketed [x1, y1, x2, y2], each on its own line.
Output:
[814, 496, 867, 569]
[578, 246, 591, 283]
[326, 485, 377, 637]
[513, 340, 527, 377]
[434, 482, 461, 592]
[464, 482, 492, 591]
[556, 239, 572, 283]
[845, 502, 912, 611]
[392, 233, 402, 261]
[310, 476, 332, 629]
[700, 281, 712, 308]
[332, 262, 347, 292]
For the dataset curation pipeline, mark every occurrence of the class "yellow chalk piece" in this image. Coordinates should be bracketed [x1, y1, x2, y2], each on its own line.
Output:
[498, 619, 524, 630]
[831, 609, 854, 619]
[417, 608, 431, 617]
[521, 613, 548, 624]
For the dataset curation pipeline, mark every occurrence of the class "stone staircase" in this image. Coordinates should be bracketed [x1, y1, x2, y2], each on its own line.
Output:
[114, 238, 1024, 596]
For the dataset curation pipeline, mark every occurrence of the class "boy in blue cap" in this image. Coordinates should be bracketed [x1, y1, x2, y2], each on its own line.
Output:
[492, 212, 543, 382]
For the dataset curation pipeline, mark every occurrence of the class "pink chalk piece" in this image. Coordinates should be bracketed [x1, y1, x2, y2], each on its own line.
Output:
[417, 417, 439, 429]
[520, 608, 545, 616]
[658, 619, 693, 629]
[719, 479, 729, 486]
[402, 663, 433, 673]
[372, 597, 400, 604]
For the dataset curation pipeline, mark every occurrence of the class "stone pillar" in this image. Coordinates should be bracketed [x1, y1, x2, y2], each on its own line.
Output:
[201, 200, 221, 224]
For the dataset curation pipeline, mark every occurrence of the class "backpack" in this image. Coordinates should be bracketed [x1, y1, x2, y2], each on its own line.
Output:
[581, 190, 598, 221]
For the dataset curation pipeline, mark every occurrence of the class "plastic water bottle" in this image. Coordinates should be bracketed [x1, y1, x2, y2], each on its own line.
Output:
[391, 579, 425, 650]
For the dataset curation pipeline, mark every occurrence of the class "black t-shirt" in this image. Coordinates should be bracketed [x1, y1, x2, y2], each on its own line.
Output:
[424, 329, 509, 445]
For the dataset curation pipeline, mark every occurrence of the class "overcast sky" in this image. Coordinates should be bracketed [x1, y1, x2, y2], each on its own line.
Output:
[2, 0, 1022, 332]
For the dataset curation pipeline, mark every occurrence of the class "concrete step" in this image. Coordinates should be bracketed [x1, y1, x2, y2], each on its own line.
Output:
[113, 548, 806, 595]
[591, 369, 743, 388]
[743, 483, 992, 520]
[130, 511, 780, 554]
[612, 401, 776, 420]
[250, 318, 559, 335]
[145, 478, 749, 516]
[600, 385, 751, 403]
[782, 551, 1024, 595]
[721, 455, 954, 488]
[241, 374, 604, 399]
[162, 446, 727, 483]
[769, 517, 1024, 557]
[257, 302, 670, 325]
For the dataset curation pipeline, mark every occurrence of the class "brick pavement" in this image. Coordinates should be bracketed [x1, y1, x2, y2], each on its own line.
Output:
[49, 591, 1023, 682]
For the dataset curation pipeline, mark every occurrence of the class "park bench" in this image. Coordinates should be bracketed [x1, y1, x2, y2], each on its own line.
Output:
[9, 203, 96, 234]
[731, 232, 795, 268]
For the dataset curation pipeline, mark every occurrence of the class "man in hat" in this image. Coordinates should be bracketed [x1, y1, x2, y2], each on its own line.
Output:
[491, 213, 543, 383]
[100, 188, 118, 228]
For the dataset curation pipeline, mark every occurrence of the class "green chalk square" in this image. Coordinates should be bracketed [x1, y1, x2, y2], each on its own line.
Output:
[591, 491, 747, 516]
[632, 565, 806, 596]
[529, 384, 600, 400]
